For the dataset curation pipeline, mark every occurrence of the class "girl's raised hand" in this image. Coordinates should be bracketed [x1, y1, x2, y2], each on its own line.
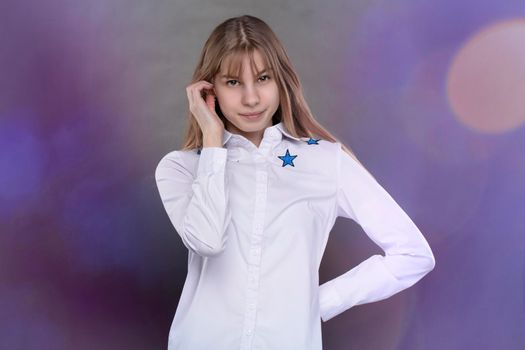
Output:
[186, 80, 225, 136]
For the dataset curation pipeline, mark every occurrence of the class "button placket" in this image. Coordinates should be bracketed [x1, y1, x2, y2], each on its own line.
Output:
[240, 161, 268, 350]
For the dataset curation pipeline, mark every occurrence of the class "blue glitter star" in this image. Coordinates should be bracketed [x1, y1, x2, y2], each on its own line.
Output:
[306, 138, 320, 145]
[278, 149, 297, 167]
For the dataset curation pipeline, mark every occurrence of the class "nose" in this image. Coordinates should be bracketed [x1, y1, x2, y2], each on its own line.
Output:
[241, 83, 259, 107]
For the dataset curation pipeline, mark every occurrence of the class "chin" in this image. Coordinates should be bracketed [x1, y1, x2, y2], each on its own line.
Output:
[232, 116, 272, 131]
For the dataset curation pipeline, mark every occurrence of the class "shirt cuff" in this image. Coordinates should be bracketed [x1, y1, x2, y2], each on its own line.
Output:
[197, 147, 227, 177]
[319, 282, 343, 322]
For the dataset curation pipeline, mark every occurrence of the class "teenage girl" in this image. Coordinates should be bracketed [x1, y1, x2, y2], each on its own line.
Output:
[155, 14, 435, 350]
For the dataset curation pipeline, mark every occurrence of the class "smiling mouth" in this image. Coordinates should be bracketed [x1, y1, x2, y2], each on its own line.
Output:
[240, 110, 265, 119]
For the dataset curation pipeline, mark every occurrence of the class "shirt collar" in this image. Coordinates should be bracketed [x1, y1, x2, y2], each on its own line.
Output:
[222, 121, 302, 146]
[275, 122, 303, 142]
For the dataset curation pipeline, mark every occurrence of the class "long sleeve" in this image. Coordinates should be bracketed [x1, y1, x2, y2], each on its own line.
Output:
[154, 147, 232, 257]
[319, 144, 435, 322]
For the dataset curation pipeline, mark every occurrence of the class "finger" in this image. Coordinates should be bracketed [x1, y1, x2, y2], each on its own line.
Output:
[191, 85, 205, 106]
[187, 81, 214, 111]
[192, 80, 214, 90]
[196, 83, 215, 98]
[205, 93, 216, 111]
[186, 86, 193, 106]
[189, 82, 211, 97]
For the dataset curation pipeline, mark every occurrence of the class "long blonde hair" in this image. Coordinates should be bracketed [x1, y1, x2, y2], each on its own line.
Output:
[181, 15, 373, 177]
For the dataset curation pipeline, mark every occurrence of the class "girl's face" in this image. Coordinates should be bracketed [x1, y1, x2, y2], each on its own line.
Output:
[213, 49, 280, 147]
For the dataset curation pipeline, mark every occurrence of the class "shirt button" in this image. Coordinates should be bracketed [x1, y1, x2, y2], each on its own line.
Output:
[247, 329, 252, 335]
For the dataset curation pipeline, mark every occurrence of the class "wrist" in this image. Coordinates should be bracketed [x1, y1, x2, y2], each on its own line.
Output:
[203, 133, 223, 148]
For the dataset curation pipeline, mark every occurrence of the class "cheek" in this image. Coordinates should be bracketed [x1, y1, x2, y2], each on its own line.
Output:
[270, 89, 280, 106]
[216, 91, 235, 109]
[268, 84, 280, 103]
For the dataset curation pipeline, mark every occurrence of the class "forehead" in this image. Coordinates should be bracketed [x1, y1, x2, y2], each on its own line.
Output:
[219, 49, 270, 76]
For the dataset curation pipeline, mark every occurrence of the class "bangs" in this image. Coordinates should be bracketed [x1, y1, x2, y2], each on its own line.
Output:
[220, 48, 273, 79]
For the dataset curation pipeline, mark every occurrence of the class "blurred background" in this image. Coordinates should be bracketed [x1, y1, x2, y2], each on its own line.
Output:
[1, 0, 524, 349]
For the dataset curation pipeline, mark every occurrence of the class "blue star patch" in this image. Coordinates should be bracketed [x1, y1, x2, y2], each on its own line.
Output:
[278, 149, 297, 167]
[306, 138, 320, 145]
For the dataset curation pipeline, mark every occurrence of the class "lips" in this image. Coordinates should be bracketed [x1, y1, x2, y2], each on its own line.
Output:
[240, 110, 265, 119]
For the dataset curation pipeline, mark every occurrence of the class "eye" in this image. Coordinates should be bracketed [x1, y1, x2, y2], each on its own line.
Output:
[259, 74, 270, 82]
[226, 79, 239, 86]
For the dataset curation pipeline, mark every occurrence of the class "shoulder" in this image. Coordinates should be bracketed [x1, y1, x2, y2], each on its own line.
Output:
[292, 136, 341, 158]
[156, 148, 199, 165]
[155, 148, 200, 178]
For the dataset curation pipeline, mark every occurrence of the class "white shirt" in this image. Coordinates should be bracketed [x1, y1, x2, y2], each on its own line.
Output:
[155, 121, 435, 350]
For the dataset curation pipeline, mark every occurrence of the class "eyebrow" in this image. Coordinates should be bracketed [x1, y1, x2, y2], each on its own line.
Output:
[220, 67, 273, 79]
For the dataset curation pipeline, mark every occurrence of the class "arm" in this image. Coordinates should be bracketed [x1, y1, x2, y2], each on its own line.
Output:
[319, 143, 435, 322]
[154, 147, 232, 257]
